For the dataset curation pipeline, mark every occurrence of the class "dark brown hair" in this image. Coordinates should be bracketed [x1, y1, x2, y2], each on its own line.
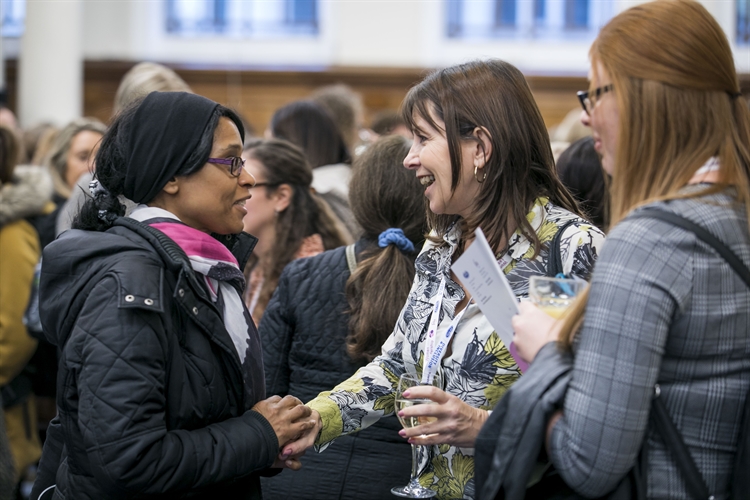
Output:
[556, 137, 609, 230]
[270, 100, 350, 168]
[243, 138, 350, 319]
[345, 135, 426, 362]
[0, 126, 20, 184]
[401, 59, 581, 257]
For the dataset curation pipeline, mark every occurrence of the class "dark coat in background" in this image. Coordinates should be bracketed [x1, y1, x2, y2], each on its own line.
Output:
[260, 239, 411, 500]
[474, 342, 572, 500]
[32, 218, 278, 500]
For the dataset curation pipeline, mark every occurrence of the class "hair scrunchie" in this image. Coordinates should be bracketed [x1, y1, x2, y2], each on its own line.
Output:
[378, 228, 415, 253]
[89, 178, 118, 224]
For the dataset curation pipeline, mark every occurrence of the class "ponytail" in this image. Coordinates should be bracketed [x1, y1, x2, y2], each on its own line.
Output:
[344, 135, 426, 362]
[346, 234, 418, 362]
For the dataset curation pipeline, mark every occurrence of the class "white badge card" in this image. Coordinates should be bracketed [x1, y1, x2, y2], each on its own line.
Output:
[451, 228, 520, 358]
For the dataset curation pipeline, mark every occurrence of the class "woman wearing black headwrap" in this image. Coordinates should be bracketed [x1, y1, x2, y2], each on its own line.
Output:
[30, 92, 314, 500]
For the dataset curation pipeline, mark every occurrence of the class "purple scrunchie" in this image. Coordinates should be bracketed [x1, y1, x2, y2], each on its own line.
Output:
[378, 228, 415, 253]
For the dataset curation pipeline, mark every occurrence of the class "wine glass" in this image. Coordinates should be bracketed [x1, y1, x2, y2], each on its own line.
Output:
[391, 371, 443, 498]
[528, 276, 585, 319]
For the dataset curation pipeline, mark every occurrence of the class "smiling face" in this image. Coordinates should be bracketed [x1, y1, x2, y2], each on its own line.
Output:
[65, 130, 102, 188]
[583, 63, 619, 176]
[403, 106, 483, 219]
[152, 117, 252, 235]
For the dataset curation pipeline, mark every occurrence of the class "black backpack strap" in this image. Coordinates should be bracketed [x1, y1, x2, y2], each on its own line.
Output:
[546, 219, 579, 277]
[650, 386, 711, 500]
[631, 208, 750, 288]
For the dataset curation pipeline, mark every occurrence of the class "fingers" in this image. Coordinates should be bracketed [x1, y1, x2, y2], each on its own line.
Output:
[402, 385, 448, 403]
[271, 457, 303, 470]
[279, 410, 321, 459]
[406, 433, 442, 446]
[280, 431, 315, 459]
[284, 458, 303, 471]
[278, 395, 304, 408]
[517, 301, 539, 314]
[287, 403, 312, 421]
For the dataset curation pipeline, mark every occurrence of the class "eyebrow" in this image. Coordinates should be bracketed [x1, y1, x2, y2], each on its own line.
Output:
[215, 144, 242, 155]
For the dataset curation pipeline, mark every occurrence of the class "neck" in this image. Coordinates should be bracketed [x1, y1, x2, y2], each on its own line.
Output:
[251, 224, 277, 265]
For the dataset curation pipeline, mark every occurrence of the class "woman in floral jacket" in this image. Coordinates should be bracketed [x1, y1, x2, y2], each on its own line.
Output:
[284, 60, 605, 500]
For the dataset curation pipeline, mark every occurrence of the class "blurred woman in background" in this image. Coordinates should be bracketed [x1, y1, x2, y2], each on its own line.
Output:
[0, 125, 53, 492]
[259, 135, 426, 499]
[269, 100, 358, 237]
[241, 138, 350, 322]
[37, 118, 106, 247]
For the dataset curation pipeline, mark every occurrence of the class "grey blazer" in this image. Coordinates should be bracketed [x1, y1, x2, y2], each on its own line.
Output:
[549, 189, 750, 499]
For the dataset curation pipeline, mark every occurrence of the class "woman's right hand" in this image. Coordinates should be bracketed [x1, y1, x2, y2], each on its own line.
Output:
[278, 409, 322, 461]
[252, 395, 316, 448]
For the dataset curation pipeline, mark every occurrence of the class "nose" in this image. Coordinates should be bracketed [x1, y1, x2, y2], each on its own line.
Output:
[580, 109, 591, 128]
[238, 168, 255, 188]
[403, 143, 420, 170]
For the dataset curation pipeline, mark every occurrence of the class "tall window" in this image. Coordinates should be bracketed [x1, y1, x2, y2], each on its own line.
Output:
[1, 0, 25, 37]
[446, 0, 612, 39]
[739, 0, 750, 45]
[166, 0, 318, 37]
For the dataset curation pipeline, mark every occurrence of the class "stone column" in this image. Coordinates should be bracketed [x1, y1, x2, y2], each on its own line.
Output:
[18, 0, 83, 127]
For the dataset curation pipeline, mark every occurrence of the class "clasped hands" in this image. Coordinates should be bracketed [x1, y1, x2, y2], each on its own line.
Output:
[251, 395, 320, 471]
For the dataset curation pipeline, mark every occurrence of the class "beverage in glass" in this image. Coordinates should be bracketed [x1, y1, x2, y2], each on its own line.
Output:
[391, 372, 442, 498]
[528, 276, 585, 318]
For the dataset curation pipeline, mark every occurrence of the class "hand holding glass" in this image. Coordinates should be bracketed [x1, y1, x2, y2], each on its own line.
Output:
[528, 276, 585, 319]
[391, 372, 442, 499]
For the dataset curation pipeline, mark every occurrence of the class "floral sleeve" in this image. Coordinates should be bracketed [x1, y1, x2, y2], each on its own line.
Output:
[307, 327, 407, 448]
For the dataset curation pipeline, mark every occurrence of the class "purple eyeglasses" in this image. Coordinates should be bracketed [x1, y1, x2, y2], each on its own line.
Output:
[208, 156, 246, 177]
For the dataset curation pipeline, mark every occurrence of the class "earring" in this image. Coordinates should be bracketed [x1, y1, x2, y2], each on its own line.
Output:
[474, 165, 487, 183]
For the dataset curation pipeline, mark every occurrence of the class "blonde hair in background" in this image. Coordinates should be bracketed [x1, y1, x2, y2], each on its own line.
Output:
[113, 62, 192, 114]
[310, 84, 364, 152]
[44, 118, 107, 199]
[560, 0, 750, 347]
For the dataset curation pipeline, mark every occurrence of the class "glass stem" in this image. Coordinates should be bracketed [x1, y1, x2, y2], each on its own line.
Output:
[409, 444, 420, 486]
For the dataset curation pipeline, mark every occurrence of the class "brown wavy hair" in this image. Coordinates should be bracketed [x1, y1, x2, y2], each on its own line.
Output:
[560, 0, 750, 347]
[345, 135, 427, 362]
[401, 60, 581, 258]
[243, 139, 351, 320]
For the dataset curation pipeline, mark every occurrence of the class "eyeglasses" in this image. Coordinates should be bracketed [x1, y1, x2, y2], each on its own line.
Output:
[577, 84, 614, 115]
[208, 156, 246, 177]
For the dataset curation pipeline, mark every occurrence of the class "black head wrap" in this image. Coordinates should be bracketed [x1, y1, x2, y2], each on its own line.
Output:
[122, 92, 244, 203]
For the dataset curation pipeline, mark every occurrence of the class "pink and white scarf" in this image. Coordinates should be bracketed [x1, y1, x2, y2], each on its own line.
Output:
[129, 205, 250, 364]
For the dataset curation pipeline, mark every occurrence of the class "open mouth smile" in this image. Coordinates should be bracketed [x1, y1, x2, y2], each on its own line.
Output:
[418, 175, 435, 187]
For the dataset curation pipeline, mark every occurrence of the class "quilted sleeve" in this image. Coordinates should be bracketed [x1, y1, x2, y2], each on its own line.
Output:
[259, 265, 295, 397]
[68, 276, 278, 497]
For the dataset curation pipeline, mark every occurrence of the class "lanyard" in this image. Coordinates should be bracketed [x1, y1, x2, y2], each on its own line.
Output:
[421, 276, 470, 385]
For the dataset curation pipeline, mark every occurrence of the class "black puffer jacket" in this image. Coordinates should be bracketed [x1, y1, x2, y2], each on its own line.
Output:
[260, 239, 411, 500]
[32, 218, 278, 500]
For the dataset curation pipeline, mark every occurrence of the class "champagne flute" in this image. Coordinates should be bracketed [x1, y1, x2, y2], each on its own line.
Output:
[391, 372, 443, 499]
[528, 276, 585, 319]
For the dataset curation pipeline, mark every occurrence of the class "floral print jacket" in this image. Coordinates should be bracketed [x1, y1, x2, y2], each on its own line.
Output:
[307, 199, 606, 500]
